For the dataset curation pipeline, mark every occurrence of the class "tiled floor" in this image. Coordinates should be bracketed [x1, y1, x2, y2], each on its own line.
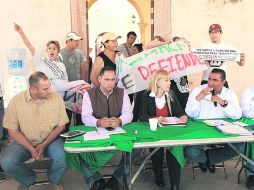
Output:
[0, 156, 249, 190]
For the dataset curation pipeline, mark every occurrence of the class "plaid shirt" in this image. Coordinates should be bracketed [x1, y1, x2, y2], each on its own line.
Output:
[3, 90, 69, 145]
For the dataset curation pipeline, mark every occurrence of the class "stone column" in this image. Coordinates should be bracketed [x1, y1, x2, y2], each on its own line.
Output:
[153, 0, 172, 41]
[70, 0, 88, 56]
[138, 22, 148, 46]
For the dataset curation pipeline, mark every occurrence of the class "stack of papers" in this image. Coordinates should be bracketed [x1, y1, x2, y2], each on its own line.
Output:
[96, 127, 126, 135]
[160, 117, 186, 126]
[203, 120, 232, 126]
[216, 125, 253, 136]
[83, 131, 110, 141]
[203, 119, 249, 127]
[232, 121, 248, 127]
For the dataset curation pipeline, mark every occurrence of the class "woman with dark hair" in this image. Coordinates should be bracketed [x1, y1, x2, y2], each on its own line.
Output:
[132, 43, 143, 54]
[139, 69, 188, 190]
[90, 32, 121, 86]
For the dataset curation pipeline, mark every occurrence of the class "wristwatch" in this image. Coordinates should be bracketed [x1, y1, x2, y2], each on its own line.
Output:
[222, 100, 228, 108]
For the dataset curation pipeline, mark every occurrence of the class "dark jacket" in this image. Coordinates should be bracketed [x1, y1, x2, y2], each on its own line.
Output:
[139, 90, 187, 122]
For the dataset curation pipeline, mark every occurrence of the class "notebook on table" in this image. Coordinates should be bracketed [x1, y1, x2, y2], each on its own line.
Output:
[160, 117, 187, 127]
[216, 125, 253, 136]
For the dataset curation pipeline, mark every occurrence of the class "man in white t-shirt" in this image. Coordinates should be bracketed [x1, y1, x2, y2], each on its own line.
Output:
[60, 32, 87, 82]
[60, 32, 88, 126]
[201, 24, 245, 87]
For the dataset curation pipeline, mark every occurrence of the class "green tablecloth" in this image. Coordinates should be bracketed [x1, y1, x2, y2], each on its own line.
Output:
[65, 118, 254, 173]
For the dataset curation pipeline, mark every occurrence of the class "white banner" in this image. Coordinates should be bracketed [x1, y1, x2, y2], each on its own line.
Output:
[117, 42, 208, 94]
[192, 48, 241, 62]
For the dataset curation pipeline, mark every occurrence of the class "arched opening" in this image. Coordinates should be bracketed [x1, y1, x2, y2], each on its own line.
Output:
[88, 0, 142, 59]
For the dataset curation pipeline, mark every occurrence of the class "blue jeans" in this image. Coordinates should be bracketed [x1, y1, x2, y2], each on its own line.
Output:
[185, 143, 244, 164]
[0, 99, 4, 140]
[80, 149, 142, 186]
[0, 137, 67, 187]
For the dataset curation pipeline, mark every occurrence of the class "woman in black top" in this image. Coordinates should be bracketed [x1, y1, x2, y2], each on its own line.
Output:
[90, 32, 120, 86]
[139, 69, 188, 190]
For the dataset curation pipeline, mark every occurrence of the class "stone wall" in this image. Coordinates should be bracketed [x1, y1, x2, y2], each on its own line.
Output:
[171, 0, 253, 96]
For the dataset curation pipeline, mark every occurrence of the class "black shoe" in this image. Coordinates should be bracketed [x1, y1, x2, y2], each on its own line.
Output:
[171, 185, 180, 190]
[0, 172, 6, 183]
[207, 164, 216, 174]
[155, 178, 164, 187]
[107, 176, 120, 190]
[247, 175, 254, 189]
[90, 178, 106, 190]
[198, 163, 207, 173]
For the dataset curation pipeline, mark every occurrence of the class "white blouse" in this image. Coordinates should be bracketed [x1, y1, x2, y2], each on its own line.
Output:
[149, 91, 169, 109]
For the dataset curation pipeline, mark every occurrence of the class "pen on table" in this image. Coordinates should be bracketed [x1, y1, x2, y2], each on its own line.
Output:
[214, 122, 225, 126]
[65, 139, 82, 143]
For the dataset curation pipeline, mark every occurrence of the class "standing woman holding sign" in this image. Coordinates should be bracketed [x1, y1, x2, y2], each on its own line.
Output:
[139, 69, 188, 190]
[14, 23, 68, 87]
[14, 23, 90, 95]
[90, 32, 121, 86]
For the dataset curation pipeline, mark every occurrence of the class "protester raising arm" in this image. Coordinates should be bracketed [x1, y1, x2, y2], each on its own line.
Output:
[14, 23, 35, 55]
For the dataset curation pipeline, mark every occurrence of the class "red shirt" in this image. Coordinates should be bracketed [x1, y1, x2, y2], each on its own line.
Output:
[156, 103, 169, 117]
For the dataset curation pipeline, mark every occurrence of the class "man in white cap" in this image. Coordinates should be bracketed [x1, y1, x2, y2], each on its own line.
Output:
[60, 32, 87, 82]
[60, 32, 88, 126]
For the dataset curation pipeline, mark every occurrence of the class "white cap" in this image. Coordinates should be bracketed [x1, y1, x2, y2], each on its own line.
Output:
[66, 32, 83, 41]
[101, 32, 121, 44]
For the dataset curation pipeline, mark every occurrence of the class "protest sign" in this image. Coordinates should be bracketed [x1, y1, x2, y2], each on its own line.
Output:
[117, 42, 207, 94]
[54, 80, 91, 114]
[192, 48, 241, 62]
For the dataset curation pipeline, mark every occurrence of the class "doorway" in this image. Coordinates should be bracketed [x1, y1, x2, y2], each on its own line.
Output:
[88, 0, 141, 60]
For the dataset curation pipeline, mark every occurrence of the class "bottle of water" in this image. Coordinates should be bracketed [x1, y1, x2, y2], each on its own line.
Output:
[7, 48, 26, 76]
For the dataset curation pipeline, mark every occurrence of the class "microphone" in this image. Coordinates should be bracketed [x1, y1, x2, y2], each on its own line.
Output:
[211, 90, 217, 107]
